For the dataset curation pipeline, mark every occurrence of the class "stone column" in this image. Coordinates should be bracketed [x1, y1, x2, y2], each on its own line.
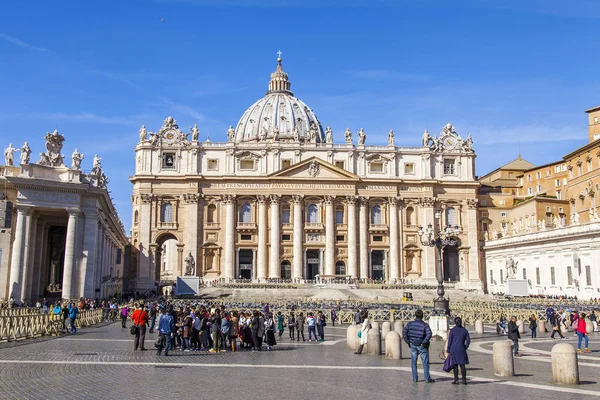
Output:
[62, 209, 79, 300]
[8, 206, 30, 302]
[184, 194, 200, 275]
[388, 197, 399, 282]
[80, 210, 99, 299]
[292, 195, 304, 280]
[94, 224, 103, 295]
[324, 195, 335, 276]
[31, 221, 47, 299]
[257, 195, 268, 280]
[138, 194, 153, 289]
[466, 199, 480, 286]
[420, 197, 436, 281]
[346, 196, 358, 279]
[21, 213, 38, 302]
[269, 195, 281, 278]
[359, 197, 369, 279]
[223, 195, 236, 280]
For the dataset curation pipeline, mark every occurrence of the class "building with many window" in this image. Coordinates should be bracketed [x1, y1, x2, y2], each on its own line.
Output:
[129, 57, 483, 292]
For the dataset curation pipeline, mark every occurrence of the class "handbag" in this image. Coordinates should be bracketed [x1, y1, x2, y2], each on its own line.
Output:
[154, 335, 162, 348]
[443, 353, 455, 373]
[357, 330, 362, 338]
[130, 325, 138, 335]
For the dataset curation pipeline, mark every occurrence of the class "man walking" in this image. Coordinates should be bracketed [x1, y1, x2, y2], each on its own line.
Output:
[68, 302, 79, 334]
[131, 304, 149, 351]
[507, 316, 521, 357]
[157, 307, 174, 356]
[403, 310, 434, 383]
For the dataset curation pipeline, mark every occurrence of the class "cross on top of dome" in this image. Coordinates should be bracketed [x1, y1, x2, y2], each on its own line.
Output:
[267, 50, 293, 96]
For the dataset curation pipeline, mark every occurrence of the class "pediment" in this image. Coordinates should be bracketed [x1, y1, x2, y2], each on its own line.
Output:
[269, 157, 359, 180]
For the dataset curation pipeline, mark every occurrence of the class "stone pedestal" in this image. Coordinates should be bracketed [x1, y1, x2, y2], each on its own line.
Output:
[367, 328, 381, 356]
[175, 276, 199, 295]
[381, 321, 391, 354]
[475, 319, 484, 334]
[394, 320, 404, 338]
[347, 325, 358, 350]
[539, 320, 547, 333]
[385, 331, 401, 360]
[551, 343, 579, 385]
[585, 319, 593, 334]
[428, 315, 449, 340]
[493, 340, 515, 377]
[517, 320, 524, 334]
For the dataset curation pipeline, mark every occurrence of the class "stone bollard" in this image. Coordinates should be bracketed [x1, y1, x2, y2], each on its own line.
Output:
[585, 319, 593, 334]
[475, 319, 484, 334]
[493, 340, 515, 377]
[551, 343, 579, 385]
[381, 322, 391, 355]
[539, 320, 547, 333]
[561, 323, 569, 335]
[517, 320, 524, 334]
[367, 327, 381, 355]
[347, 324, 358, 350]
[385, 331, 402, 360]
[394, 321, 404, 338]
[371, 321, 380, 332]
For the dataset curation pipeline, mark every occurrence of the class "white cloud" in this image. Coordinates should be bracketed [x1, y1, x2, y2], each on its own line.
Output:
[0, 32, 49, 52]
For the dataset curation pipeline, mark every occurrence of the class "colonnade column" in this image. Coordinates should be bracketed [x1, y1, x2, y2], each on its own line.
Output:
[223, 195, 236, 280]
[9, 206, 30, 302]
[388, 197, 400, 282]
[80, 210, 99, 299]
[184, 194, 200, 276]
[31, 221, 47, 299]
[21, 213, 37, 302]
[138, 194, 153, 288]
[346, 196, 358, 279]
[62, 209, 79, 300]
[358, 197, 369, 279]
[292, 195, 304, 280]
[256, 195, 268, 280]
[324, 195, 335, 276]
[269, 195, 281, 278]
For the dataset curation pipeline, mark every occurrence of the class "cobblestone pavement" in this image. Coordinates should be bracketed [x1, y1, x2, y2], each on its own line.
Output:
[0, 323, 599, 400]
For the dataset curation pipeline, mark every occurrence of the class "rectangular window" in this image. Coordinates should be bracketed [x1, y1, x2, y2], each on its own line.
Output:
[162, 153, 175, 169]
[335, 210, 344, 224]
[207, 159, 218, 171]
[369, 162, 384, 173]
[567, 266, 573, 286]
[281, 209, 291, 224]
[551, 267, 556, 285]
[556, 191, 562, 200]
[546, 213, 553, 225]
[373, 236, 383, 242]
[116, 249, 122, 264]
[443, 159, 455, 175]
[336, 235, 345, 242]
[239, 160, 255, 170]
[586, 265, 592, 286]
[501, 212, 508, 217]
[240, 234, 252, 241]
[555, 179, 561, 187]
[489, 269, 493, 283]
[527, 175, 532, 182]
[482, 222, 488, 232]
[480, 199, 487, 206]
[500, 273, 504, 284]
[528, 187, 532, 195]
[335, 161, 345, 169]
[536, 172, 541, 179]
[281, 159, 291, 169]
[281, 234, 291, 241]
[404, 163, 415, 174]
[588, 160, 592, 172]
[578, 165, 582, 175]
[536, 185, 542, 192]
[522, 268, 527, 280]
[536, 268, 540, 285]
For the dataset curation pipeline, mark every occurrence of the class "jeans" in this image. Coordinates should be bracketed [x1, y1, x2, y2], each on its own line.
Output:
[577, 332, 589, 349]
[409, 344, 431, 382]
[511, 339, 519, 355]
[158, 333, 172, 355]
[134, 325, 146, 350]
[191, 328, 200, 349]
[531, 328, 537, 338]
[308, 326, 318, 341]
[148, 317, 156, 333]
[317, 324, 324, 340]
[296, 327, 305, 341]
[212, 331, 221, 351]
[182, 337, 190, 350]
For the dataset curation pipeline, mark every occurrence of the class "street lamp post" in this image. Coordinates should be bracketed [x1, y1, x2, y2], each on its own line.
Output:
[417, 210, 461, 316]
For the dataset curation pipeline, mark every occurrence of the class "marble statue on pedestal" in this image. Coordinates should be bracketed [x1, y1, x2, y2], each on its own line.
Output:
[325, 126, 333, 143]
[184, 252, 196, 276]
[388, 129, 395, 146]
[4, 144, 18, 166]
[71, 148, 84, 170]
[272, 124, 280, 141]
[422, 129, 431, 147]
[309, 122, 319, 143]
[505, 256, 517, 280]
[92, 154, 102, 175]
[191, 124, 200, 141]
[357, 128, 366, 145]
[139, 125, 147, 142]
[344, 128, 352, 144]
[227, 126, 235, 142]
[37, 129, 66, 167]
[20, 142, 31, 164]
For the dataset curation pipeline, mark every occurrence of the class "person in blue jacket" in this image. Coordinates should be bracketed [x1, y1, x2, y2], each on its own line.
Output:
[445, 317, 471, 385]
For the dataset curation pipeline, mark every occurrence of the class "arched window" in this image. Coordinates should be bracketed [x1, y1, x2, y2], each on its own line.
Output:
[406, 206, 415, 226]
[240, 203, 252, 223]
[161, 203, 173, 223]
[281, 205, 291, 224]
[445, 207, 457, 227]
[335, 206, 344, 224]
[134, 210, 139, 225]
[308, 204, 318, 223]
[335, 261, 346, 276]
[371, 205, 382, 225]
[207, 204, 216, 223]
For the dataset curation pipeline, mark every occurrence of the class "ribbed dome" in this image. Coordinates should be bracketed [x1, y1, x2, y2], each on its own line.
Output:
[233, 57, 324, 143]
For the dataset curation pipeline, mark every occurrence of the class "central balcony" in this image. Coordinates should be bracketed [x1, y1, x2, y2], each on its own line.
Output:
[304, 222, 324, 232]
[237, 222, 257, 232]
[369, 224, 389, 233]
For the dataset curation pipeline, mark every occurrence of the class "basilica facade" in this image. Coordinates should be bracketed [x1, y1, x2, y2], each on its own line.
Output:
[130, 57, 482, 291]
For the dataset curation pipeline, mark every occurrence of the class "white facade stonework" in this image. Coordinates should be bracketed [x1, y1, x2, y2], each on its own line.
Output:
[484, 221, 600, 299]
[130, 58, 482, 291]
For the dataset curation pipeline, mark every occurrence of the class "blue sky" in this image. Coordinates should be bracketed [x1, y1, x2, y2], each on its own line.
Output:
[1, 0, 599, 230]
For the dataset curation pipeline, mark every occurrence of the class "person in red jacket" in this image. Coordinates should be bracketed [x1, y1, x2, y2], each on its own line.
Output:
[576, 312, 591, 353]
[131, 304, 149, 351]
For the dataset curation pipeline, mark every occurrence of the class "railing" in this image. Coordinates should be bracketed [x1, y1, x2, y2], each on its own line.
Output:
[158, 222, 178, 229]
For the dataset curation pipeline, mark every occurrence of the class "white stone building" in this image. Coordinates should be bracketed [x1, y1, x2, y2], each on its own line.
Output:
[130, 57, 482, 292]
[484, 221, 600, 299]
[0, 131, 129, 303]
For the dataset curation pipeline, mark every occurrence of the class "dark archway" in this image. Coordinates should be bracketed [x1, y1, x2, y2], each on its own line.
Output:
[443, 245, 460, 282]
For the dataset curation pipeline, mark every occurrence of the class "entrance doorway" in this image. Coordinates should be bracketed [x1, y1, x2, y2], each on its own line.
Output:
[238, 249, 253, 279]
[305, 249, 320, 280]
[335, 261, 346, 276]
[280, 260, 291, 280]
[371, 250, 385, 280]
[443, 246, 459, 282]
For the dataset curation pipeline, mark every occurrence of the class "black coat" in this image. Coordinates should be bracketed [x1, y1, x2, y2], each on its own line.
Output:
[447, 326, 470, 365]
[507, 321, 520, 340]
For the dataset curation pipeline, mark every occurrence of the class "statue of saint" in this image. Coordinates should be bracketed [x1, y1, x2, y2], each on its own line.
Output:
[292, 125, 300, 142]
[387, 129, 395, 146]
[325, 126, 333, 143]
[309, 122, 319, 143]
[464, 133, 473, 151]
[4, 144, 18, 166]
[272, 124, 280, 141]
[71, 148, 84, 170]
[422, 129, 431, 147]
[92, 154, 102, 174]
[357, 128, 366, 145]
[184, 252, 196, 276]
[191, 124, 200, 141]
[505, 256, 517, 280]
[344, 128, 352, 144]
[139, 125, 147, 142]
[227, 126, 235, 142]
[20, 142, 31, 164]
[260, 125, 269, 141]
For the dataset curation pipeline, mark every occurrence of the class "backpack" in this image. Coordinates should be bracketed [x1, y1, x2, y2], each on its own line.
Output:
[573, 319, 579, 330]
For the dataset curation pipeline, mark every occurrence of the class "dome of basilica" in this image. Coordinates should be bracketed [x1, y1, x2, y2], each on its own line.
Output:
[233, 57, 325, 144]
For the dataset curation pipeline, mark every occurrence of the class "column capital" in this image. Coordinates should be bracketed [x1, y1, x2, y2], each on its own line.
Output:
[388, 197, 399, 206]
[66, 208, 80, 216]
[323, 195, 336, 205]
[257, 195, 268, 204]
[269, 194, 281, 205]
[466, 199, 478, 209]
[344, 195, 357, 205]
[140, 194, 153, 204]
[221, 194, 236, 204]
[358, 196, 369, 206]
[420, 197, 435, 207]
[183, 193, 201, 204]
[291, 194, 304, 205]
